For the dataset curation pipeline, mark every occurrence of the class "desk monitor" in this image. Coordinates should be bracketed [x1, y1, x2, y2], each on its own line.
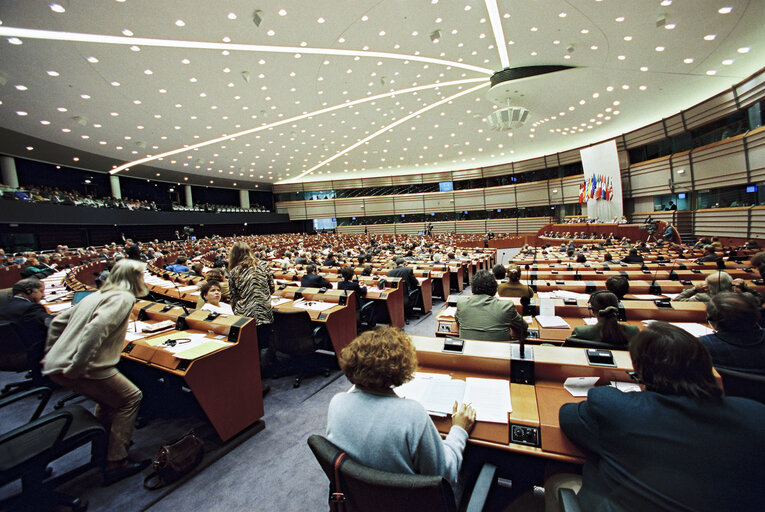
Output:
[72, 290, 96, 304]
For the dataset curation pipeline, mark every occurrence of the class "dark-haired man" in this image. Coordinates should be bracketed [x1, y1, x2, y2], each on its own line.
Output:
[550, 322, 765, 512]
[300, 264, 332, 289]
[456, 269, 526, 341]
[0, 278, 51, 357]
[700, 292, 765, 374]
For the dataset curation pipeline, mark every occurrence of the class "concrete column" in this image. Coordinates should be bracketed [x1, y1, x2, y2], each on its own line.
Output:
[0, 156, 19, 188]
[239, 189, 250, 209]
[109, 175, 122, 199]
[184, 185, 193, 207]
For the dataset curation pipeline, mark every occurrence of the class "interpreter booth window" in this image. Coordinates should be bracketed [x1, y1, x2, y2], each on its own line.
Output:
[653, 194, 688, 211]
[313, 218, 337, 232]
[697, 185, 760, 209]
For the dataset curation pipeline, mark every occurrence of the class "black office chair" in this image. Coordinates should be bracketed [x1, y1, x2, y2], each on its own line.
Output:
[716, 367, 765, 404]
[308, 434, 496, 512]
[0, 387, 107, 511]
[271, 310, 332, 388]
[563, 337, 629, 351]
[0, 321, 46, 397]
[357, 300, 377, 332]
[0, 288, 13, 308]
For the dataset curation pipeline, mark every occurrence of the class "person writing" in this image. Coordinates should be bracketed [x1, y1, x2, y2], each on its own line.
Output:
[570, 291, 638, 347]
[42, 259, 150, 485]
[327, 328, 475, 496]
[199, 280, 233, 315]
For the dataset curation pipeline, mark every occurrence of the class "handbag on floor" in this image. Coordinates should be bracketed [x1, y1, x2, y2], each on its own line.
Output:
[143, 430, 205, 490]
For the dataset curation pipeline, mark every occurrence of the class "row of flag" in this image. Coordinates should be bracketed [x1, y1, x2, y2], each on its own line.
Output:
[578, 174, 614, 203]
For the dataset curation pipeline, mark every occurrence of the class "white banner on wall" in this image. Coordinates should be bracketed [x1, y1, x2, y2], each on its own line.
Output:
[579, 139, 623, 221]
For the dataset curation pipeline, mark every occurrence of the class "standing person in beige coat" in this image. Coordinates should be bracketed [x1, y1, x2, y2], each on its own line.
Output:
[43, 259, 150, 485]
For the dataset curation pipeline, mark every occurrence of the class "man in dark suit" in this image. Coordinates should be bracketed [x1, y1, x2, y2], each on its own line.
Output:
[387, 258, 420, 319]
[0, 277, 52, 357]
[551, 322, 765, 512]
[300, 264, 332, 289]
[700, 292, 765, 374]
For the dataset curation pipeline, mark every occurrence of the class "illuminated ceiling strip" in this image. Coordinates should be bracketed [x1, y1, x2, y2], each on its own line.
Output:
[107, 77, 488, 174]
[283, 81, 489, 183]
[484, 0, 510, 68]
[0, 27, 494, 75]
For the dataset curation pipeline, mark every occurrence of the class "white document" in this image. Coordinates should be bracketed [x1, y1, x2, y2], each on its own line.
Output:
[670, 322, 715, 337]
[127, 321, 154, 333]
[125, 331, 146, 342]
[663, 293, 680, 300]
[162, 333, 215, 353]
[421, 379, 466, 416]
[610, 381, 642, 393]
[539, 298, 556, 316]
[441, 306, 457, 318]
[563, 376, 600, 397]
[463, 377, 512, 423]
[291, 299, 336, 312]
[270, 297, 292, 307]
[46, 302, 72, 313]
[583, 317, 599, 326]
[553, 290, 589, 301]
[631, 294, 665, 300]
[523, 316, 534, 325]
[177, 285, 198, 292]
[537, 292, 556, 299]
[535, 316, 571, 329]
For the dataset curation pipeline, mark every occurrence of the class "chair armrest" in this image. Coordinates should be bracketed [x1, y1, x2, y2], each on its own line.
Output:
[465, 462, 497, 512]
[0, 386, 52, 420]
[559, 488, 582, 512]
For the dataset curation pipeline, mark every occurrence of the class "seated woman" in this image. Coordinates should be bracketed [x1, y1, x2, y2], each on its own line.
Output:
[199, 280, 233, 315]
[497, 265, 534, 299]
[570, 291, 638, 347]
[327, 327, 475, 495]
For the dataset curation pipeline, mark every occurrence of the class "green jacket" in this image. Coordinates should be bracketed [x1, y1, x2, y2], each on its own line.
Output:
[571, 322, 640, 345]
[455, 294, 526, 341]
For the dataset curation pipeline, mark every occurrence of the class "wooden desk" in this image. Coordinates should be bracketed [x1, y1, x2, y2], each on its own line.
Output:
[123, 303, 264, 442]
[410, 336, 639, 463]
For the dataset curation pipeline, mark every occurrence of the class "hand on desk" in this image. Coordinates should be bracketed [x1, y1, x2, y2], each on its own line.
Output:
[452, 401, 476, 433]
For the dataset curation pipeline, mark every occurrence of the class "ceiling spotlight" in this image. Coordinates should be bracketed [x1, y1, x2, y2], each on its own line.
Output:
[252, 9, 263, 27]
[430, 30, 441, 43]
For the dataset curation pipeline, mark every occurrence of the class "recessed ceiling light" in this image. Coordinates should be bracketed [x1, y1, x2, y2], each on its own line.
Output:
[181, 58, 190, 64]
[57, 107, 67, 112]
[361, 15, 368, 21]
[317, 17, 325, 23]
[40, 120, 50, 125]
[278, 9, 287, 16]
[7, 37, 23, 45]
[661, 0, 672, 5]
[130, 45, 140, 51]
[718, 7, 733, 14]
[227, 12, 237, 20]
[590, 45, 599, 50]
[26, 146, 33, 150]
[87, 56, 99, 63]
[175, 19, 186, 27]
[580, 29, 589, 34]
[615, 16, 625, 22]
[122, 29, 133, 36]
[111, 81, 120, 86]
[684, 57, 694, 64]
[14, 84, 27, 91]
[267, 29, 275, 36]
[623, 36, 632, 41]
[617, 55, 626, 60]
[110, 112, 119, 116]
[737, 47, 751, 54]
[62, 128, 70, 132]
[558, 12, 567, 17]
[144, 69, 153, 74]
[655, 46, 665, 52]
[722, 59, 734, 65]
[46, 70, 59, 77]
[16, 111, 28, 116]
[49, 3, 65, 13]
[704, 34, 716, 41]
[530, 26, 538, 31]
[665, 24, 676, 30]
[80, 93, 91, 99]
[639, 85, 647, 91]
[706, 70, 717, 75]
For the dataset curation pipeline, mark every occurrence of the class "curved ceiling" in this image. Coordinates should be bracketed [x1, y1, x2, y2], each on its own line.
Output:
[0, 0, 762, 188]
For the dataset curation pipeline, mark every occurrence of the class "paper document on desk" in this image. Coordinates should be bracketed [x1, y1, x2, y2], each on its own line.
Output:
[583, 317, 598, 326]
[535, 316, 571, 329]
[291, 299, 336, 311]
[564, 377, 600, 397]
[421, 379, 466, 416]
[177, 285, 198, 292]
[394, 373, 457, 416]
[539, 299, 556, 317]
[174, 340, 231, 359]
[553, 290, 590, 301]
[631, 294, 665, 300]
[663, 293, 680, 300]
[441, 306, 457, 318]
[463, 378, 511, 423]
[537, 292, 556, 299]
[46, 302, 72, 313]
[669, 322, 715, 337]
[610, 381, 642, 393]
[271, 297, 292, 306]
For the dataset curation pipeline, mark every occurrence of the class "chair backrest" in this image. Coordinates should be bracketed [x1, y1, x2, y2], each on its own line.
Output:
[0, 289, 13, 308]
[307, 435, 456, 512]
[0, 322, 30, 372]
[272, 310, 317, 355]
[716, 367, 765, 404]
[563, 336, 629, 351]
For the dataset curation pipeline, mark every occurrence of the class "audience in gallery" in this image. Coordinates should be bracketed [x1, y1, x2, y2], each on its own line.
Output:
[570, 291, 639, 347]
[456, 269, 527, 342]
[551, 322, 765, 512]
[43, 259, 151, 485]
[700, 292, 765, 374]
[327, 327, 475, 498]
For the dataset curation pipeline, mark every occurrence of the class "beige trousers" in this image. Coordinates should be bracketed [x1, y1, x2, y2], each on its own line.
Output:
[50, 371, 142, 462]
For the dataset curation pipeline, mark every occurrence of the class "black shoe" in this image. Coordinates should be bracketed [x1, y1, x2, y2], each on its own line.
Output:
[102, 458, 151, 486]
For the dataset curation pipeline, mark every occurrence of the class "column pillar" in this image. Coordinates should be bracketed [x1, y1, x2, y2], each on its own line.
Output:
[184, 185, 193, 207]
[0, 156, 19, 188]
[239, 189, 250, 209]
[109, 175, 122, 199]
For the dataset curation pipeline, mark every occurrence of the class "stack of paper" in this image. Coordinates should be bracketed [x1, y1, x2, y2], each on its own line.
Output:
[441, 306, 457, 318]
[563, 376, 599, 397]
[582, 317, 599, 326]
[535, 316, 571, 328]
[669, 322, 715, 337]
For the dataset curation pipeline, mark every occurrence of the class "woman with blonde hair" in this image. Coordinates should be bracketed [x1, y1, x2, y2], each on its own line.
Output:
[228, 241, 274, 356]
[327, 327, 475, 496]
[43, 259, 150, 485]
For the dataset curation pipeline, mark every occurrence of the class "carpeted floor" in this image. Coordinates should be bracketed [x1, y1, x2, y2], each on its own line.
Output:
[2, 249, 523, 511]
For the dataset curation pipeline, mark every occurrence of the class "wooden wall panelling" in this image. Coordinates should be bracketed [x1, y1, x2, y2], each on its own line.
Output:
[683, 89, 738, 131]
[517, 216, 553, 233]
[368, 223, 394, 234]
[302, 180, 334, 192]
[423, 191, 456, 213]
[393, 193, 426, 214]
[363, 196, 396, 216]
[332, 178, 363, 190]
[433, 220, 457, 234]
[691, 135, 748, 189]
[548, 178, 565, 205]
[483, 185, 516, 209]
[486, 218, 518, 234]
[453, 188, 487, 211]
[513, 156, 546, 173]
[482, 162, 513, 178]
[694, 208, 750, 238]
[628, 156, 672, 197]
[395, 223, 426, 235]
[515, 180, 549, 207]
[391, 174, 423, 186]
[669, 152, 693, 193]
[746, 127, 765, 183]
[281, 202, 309, 220]
[557, 149, 581, 165]
[362, 176, 393, 187]
[750, 206, 765, 239]
[422, 171, 454, 185]
[337, 225, 365, 234]
[623, 120, 665, 149]
[456, 219, 488, 234]
[451, 167, 484, 181]
[304, 200, 336, 218]
[334, 197, 366, 217]
[733, 68, 765, 109]
[561, 175, 583, 203]
[273, 183, 303, 194]
[664, 113, 685, 137]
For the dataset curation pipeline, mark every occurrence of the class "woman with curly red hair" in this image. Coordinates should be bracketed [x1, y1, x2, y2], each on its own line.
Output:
[326, 327, 475, 494]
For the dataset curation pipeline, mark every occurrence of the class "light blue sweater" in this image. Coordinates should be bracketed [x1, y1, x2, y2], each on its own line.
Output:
[326, 387, 468, 490]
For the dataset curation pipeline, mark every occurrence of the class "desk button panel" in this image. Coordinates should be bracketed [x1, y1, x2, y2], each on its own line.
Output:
[511, 424, 540, 447]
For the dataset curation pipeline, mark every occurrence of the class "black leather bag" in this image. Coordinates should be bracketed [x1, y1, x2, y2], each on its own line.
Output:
[143, 430, 204, 490]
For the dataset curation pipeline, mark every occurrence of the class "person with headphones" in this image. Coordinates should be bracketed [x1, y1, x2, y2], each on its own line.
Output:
[0, 277, 52, 355]
[570, 291, 639, 347]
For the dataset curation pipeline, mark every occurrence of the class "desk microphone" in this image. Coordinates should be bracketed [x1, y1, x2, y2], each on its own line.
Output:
[648, 264, 662, 295]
